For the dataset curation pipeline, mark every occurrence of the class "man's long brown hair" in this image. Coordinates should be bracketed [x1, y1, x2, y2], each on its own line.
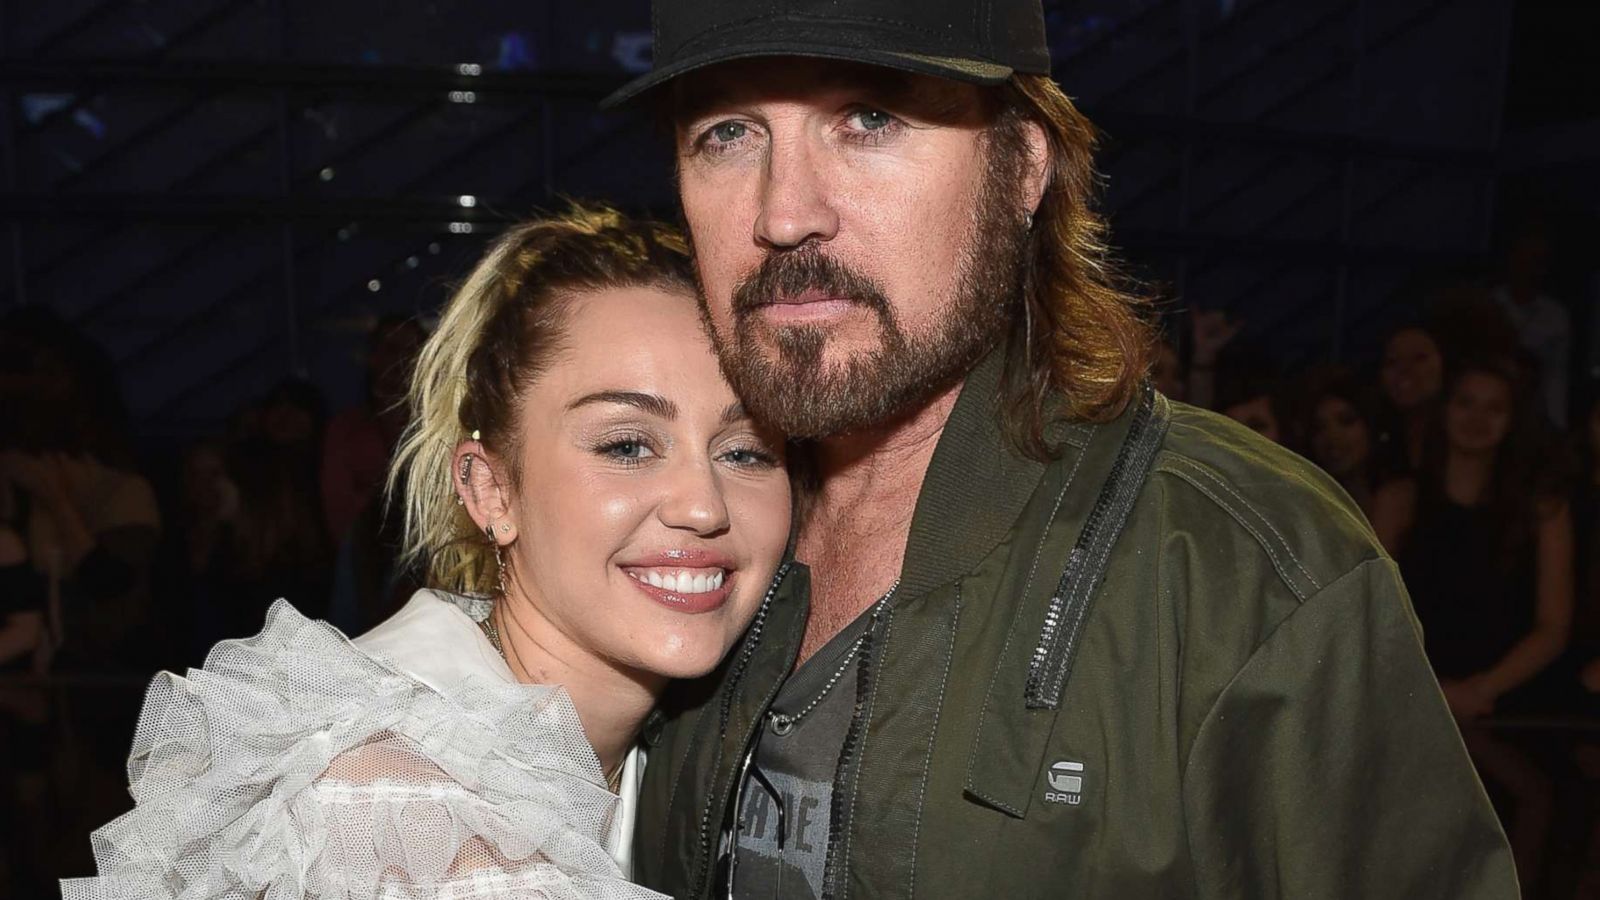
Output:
[991, 75, 1155, 459]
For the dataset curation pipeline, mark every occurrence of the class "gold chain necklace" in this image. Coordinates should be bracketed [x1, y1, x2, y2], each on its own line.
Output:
[479, 608, 624, 793]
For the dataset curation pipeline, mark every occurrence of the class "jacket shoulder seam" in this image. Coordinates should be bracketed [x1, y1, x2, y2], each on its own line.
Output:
[1179, 557, 1385, 781]
[1155, 454, 1321, 601]
[1177, 558, 1386, 864]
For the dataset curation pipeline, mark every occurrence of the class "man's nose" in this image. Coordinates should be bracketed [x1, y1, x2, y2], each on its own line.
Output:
[754, 137, 839, 249]
[658, 460, 732, 537]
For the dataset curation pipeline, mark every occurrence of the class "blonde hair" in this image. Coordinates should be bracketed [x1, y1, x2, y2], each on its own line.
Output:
[387, 204, 695, 593]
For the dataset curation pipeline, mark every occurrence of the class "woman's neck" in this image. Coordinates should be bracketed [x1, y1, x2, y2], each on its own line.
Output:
[492, 594, 661, 780]
[1444, 450, 1495, 506]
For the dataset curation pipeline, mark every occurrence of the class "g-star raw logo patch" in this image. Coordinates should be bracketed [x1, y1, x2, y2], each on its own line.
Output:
[1043, 760, 1085, 806]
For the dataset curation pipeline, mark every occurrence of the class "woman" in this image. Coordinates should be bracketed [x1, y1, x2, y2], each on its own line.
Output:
[1380, 358, 1572, 893]
[63, 206, 793, 898]
[1382, 359, 1572, 719]
[1376, 324, 1445, 475]
[1304, 374, 1414, 551]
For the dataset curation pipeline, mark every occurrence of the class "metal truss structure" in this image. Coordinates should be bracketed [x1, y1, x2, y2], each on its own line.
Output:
[0, 0, 1512, 432]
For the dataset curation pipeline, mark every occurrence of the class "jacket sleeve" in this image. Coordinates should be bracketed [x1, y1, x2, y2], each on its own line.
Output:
[1181, 558, 1520, 899]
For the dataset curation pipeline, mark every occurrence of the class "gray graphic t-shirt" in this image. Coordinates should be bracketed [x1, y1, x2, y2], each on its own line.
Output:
[731, 608, 876, 900]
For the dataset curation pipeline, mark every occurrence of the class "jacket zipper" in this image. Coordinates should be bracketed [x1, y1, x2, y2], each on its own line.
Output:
[819, 599, 890, 900]
[1025, 385, 1167, 709]
[692, 561, 793, 897]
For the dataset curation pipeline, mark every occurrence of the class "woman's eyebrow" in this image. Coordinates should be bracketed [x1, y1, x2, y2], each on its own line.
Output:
[566, 390, 678, 420]
[720, 401, 748, 426]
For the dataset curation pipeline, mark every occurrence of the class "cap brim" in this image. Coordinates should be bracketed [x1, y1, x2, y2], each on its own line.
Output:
[600, 43, 1013, 110]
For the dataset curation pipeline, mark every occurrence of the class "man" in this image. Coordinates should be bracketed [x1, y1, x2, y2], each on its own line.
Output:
[604, 2, 1517, 897]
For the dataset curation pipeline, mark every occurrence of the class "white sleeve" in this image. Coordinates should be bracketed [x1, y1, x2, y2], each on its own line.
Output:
[61, 601, 664, 900]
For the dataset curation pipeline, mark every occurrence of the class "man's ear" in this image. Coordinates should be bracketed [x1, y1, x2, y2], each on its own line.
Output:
[453, 440, 518, 545]
[1020, 119, 1051, 219]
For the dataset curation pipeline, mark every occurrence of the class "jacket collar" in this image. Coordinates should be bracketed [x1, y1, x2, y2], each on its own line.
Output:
[898, 346, 1083, 601]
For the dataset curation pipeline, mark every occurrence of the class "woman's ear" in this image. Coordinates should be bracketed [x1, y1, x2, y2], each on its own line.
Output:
[453, 440, 518, 545]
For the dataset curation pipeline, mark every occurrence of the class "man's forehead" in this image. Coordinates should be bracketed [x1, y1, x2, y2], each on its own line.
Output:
[669, 57, 984, 121]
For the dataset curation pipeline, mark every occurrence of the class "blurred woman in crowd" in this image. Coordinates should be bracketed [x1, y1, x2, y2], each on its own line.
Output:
[1377, 325, 1446, 475]
[1306, 375, 1390, 521]
[1379, 359, 1573, 885]
[0, 308, 161, 671]
[1387, 359, 1573, 716]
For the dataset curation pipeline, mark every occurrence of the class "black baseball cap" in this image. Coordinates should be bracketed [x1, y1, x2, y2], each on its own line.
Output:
[601, 0, 1051, 109]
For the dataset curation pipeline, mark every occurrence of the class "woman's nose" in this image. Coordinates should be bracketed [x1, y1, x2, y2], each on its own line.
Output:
[657, 462, 732, 536]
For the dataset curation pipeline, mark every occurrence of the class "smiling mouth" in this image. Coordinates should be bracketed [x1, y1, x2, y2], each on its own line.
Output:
[623, 567, 727, 595]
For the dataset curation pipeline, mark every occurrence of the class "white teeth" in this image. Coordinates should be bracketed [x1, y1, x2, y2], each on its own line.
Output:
[631, 567, 728, 594]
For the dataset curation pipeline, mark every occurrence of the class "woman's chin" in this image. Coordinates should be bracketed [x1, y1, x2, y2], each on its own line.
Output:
[627, 632, 738, 681]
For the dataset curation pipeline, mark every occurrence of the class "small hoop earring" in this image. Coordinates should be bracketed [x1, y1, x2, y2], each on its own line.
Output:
[484, 523, 496, 540]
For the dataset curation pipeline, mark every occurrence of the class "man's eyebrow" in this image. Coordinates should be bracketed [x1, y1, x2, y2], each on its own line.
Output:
[566, 390, 679, 419]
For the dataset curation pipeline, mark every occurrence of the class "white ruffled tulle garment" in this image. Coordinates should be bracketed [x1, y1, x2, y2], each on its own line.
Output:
[61, 591, 663, 899]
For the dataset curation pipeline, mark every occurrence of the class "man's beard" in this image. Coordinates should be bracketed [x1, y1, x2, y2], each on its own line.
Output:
[703, 152, 1031, 440]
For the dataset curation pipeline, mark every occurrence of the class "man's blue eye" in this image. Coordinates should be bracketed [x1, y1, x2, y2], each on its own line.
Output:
[710, 122, 747, 142]
[856, 110, 893, 130]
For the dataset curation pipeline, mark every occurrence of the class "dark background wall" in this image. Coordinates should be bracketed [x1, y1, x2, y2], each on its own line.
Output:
[5, 0, 1594, 440]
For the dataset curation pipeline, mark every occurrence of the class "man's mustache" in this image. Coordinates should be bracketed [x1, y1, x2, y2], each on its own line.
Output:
[731, 247, 892, 316]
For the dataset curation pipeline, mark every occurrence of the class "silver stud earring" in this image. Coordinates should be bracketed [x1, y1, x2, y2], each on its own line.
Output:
[1024, 211, 1034, 230]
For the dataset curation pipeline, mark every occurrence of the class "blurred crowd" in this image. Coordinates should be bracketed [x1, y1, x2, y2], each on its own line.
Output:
[1, 217, 1598, 894]
[1152, 220, 1599, 893]
[1155, 222, 1594, 725]
[0, 310, 426, 893]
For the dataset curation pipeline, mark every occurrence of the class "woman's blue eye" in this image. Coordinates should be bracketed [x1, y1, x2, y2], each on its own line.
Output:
[710, 121, 748, 143]
[603, 440, 654, 461]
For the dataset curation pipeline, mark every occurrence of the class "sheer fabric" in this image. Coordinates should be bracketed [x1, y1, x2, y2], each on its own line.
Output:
[61, 599, 663, 899]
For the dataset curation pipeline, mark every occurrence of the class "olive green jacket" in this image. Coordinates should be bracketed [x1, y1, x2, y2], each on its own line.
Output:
[633, 352, 1517, 899]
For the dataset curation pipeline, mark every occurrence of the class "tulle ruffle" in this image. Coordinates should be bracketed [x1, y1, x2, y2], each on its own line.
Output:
[61, 600, 663, 899]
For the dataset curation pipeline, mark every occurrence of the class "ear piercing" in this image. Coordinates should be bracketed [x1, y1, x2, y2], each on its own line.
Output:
[459, 453, 474, 485]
